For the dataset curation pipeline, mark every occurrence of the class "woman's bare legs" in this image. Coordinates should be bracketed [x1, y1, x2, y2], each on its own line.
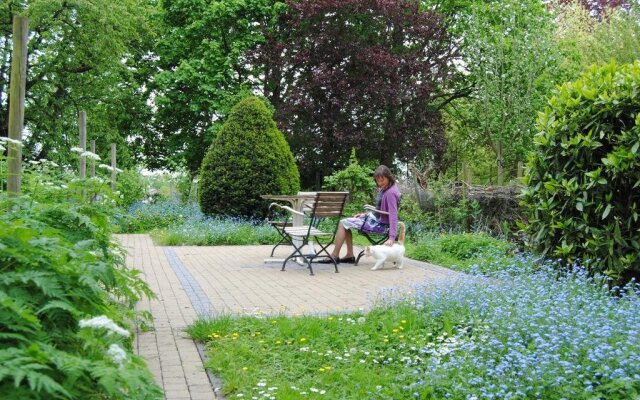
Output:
[331, 222, 355, 259]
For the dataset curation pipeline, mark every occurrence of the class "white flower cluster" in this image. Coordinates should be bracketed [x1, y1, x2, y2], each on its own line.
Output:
[107, 343, 128, 367]
[78, 315, 130, 337]
[344, 316, 366, 324]
[0, 136, 23, 149]
[80, 151, 101, 161]
[98, 164, 123, 173]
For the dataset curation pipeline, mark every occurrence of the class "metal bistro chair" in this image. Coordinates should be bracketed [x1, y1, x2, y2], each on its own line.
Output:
[276, 192, 348, 275]
[354, 197, 401, 266]
[266, 202, 293, 257]
[265, 194, 316, 257]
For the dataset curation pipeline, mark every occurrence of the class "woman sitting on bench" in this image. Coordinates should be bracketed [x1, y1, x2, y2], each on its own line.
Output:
[319, 165, 401, 264]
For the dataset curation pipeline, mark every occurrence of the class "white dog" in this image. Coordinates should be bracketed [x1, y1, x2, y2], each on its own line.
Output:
[365, 222, 406, 270]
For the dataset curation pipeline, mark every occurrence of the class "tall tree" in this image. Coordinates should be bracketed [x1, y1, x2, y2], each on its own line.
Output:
[455, 0, 561, 184]
[255, 0, 462, 187]
[0, 0, 155, 168]
[149, 0, 284, 176]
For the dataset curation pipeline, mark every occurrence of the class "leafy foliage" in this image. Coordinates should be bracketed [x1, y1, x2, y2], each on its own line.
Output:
[256, 0, 460, 186]
[1, 0, 155, 169]
[556, 0, 631, 16]
[116, 169, 148, 209]
[0, 165, 161, 398]
[553, 0, 640, 77]
[522, 61, 640, 284]
[198, 96, 300, 218]
[117, 199, 193, 233]
[454, 0, 561, 183]
[322, 149, 376, 205]
[399, 181, 483, 235]
[148, 0, 284, 175]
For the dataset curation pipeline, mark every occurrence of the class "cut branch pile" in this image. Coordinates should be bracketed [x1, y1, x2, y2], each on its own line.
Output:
[455, 183, 525, 228]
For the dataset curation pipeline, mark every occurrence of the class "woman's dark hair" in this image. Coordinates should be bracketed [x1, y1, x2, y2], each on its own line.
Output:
[373, 165, 395, 186]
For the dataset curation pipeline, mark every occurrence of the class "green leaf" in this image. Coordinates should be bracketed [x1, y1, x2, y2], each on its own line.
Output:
[576, 202, 583, 212]
[602, 204, 612, 219]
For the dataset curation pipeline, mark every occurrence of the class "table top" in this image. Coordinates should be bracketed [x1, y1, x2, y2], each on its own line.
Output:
[261, 192, 317, 201]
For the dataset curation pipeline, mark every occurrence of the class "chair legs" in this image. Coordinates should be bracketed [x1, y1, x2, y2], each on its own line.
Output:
[281, 238, 339, 275]
[269, 222, 293, 256]
[270, 239, 288, 257]
[355, 250, 365, 266]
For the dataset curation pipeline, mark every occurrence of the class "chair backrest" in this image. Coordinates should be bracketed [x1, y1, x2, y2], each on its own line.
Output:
[308, 192, 349, 226]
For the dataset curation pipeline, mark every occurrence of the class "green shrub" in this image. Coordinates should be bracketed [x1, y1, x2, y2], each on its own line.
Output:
[439, 232, 510, 260]
[522, 61, 640, 284]
[198, 96, 300, 218]
[175, 172, 196, 203]
[399, 182, 482, 235]
[407, 232, 515, 274]
[322, 148, 376, 205]
[116, 169, 148, 209]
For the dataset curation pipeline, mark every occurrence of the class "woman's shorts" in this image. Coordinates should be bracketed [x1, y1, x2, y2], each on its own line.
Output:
[341, 212, 388, 234]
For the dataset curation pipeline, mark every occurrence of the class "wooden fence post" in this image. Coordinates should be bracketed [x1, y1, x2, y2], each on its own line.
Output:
[78, 111, 87, 178]
[90, 140, 96, 177]
[517, 161, 524, 180]
[7, 16, 28, 196]
[496, 141, 504, 186]
[110, 143, 116, 190]
[462, 163, 471, 198]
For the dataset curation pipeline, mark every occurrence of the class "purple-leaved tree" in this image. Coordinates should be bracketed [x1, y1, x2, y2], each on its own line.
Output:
[254, 0, 464, 187]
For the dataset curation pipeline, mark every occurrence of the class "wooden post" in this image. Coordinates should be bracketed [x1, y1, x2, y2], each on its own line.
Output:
[517, 161, 524, 179]
[496, 141, 504, 186]
[90, 140, 96, 177]
[110, 143, 116, 190]
[462, 163, 471, 198]
[78, 111, 87, 178]
[7, 16, 28, 196]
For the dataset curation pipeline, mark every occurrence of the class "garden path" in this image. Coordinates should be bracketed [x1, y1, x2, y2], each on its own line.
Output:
[116, 234, 459, 400]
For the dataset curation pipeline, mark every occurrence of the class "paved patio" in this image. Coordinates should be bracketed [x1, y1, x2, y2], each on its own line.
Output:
[117, 234, 459, 400]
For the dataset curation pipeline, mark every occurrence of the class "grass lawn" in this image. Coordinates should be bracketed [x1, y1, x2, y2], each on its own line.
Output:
[188, 255, 640, 399]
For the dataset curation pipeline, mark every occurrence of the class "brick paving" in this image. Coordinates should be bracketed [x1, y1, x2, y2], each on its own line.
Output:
[117, 234, 459, 400]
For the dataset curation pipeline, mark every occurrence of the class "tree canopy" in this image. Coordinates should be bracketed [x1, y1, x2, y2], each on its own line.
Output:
[255, 0, 462, 187]
[147, 0, 284, 176]
[4, 0, 639, 188]
[1, 0, 156, 168]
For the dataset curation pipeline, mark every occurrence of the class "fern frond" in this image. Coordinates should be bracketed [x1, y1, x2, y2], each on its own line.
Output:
[37, 300, 79, 317]
[1, 270, 64, 299]
[0, 289, 41, 330]
[0, 347, 71, 399]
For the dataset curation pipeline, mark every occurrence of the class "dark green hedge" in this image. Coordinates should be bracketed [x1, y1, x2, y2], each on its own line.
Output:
[198, 96, 300, 218]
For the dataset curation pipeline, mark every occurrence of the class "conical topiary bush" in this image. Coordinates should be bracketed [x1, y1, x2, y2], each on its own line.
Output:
[198, 96, 300, 218]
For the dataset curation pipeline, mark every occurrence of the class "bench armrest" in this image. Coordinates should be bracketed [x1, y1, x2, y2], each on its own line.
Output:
[270, 202, 304, 216]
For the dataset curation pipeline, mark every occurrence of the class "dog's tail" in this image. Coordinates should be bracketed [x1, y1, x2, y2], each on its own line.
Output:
[397, 222, 406, 244]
